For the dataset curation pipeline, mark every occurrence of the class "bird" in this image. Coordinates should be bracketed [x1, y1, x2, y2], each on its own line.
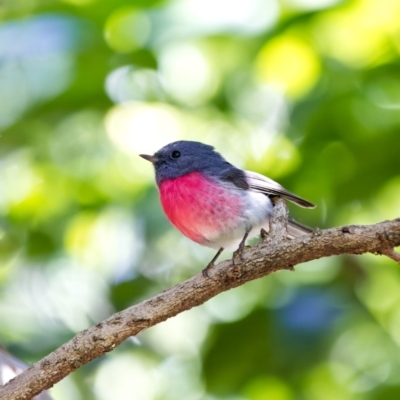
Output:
[140, 140, 315, 277]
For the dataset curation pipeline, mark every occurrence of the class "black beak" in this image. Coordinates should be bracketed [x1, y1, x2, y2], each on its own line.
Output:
[139, 154, 159, 163]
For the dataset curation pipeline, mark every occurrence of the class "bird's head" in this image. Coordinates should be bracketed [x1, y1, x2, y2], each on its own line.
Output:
[140, 140, 228, 185]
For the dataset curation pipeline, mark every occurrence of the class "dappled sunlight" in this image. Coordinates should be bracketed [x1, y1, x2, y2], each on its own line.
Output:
[105, 67, 165, 103]
[245, 135, 301, 179]
[375, 177, 400, 220]
[159, 42, 219, 105]
[283, 0, 341, 10]
[204, 280, 267, 323]
[0, 15, 80, 129]
[243, 376, 294, 400]
[314, 0, 400, 67]
[278, 257, 340, 285]
[330, 322, 400, 392]
[105, 7, 151, 53]
[50, 110, 111, 178]
[105, 102, 183, 156]
[167, 0, 279, 36]
[142, 308, 210, 356]
[0, 151, 40, 214]
[337, 177, 400, 226]
[0, 259, 112, 339]
[64, 207, 143, 281]
[229, 83, 288, 128]
[357, 265, 400, 350]
[255, 35, 321, 98]
[303, 363, 356, 400]
[93, 353, 158, 400]
[156, 356, 205, 400]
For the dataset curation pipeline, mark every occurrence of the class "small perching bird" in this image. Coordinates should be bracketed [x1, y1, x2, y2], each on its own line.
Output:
[140, 141, 315, 277]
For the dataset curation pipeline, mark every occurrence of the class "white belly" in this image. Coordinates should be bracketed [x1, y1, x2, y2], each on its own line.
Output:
[204, 191, 273, 250]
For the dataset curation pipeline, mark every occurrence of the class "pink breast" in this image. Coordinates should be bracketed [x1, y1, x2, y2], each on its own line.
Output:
[159, 172, 243, 244]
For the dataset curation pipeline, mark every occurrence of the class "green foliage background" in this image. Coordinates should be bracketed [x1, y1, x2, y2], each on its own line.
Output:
[1, 0, 400, 399]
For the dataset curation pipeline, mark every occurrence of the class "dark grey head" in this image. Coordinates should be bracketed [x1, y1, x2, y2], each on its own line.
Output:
[140, 140, 234, 185]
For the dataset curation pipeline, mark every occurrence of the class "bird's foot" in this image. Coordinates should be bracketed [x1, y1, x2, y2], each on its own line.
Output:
[232, 230, 250, 264]
[260, 228, 269, 240]
[232, 244, 250, 264]
[202, 247, 224, 278]
[202, 262, 214, 278]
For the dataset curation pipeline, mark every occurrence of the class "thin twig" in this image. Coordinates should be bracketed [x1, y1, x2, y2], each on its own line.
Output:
[378, 231, 400, 262]
[381, 247, 400, 262]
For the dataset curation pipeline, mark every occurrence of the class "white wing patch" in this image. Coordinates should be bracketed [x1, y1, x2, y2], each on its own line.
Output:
[244, 170, 316, 209]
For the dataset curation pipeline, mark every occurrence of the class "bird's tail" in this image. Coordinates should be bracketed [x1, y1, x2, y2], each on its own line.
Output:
[287, 217, 313, 239]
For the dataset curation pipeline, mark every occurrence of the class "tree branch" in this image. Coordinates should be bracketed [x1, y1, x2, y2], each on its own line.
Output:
[1, 212, 400, 399]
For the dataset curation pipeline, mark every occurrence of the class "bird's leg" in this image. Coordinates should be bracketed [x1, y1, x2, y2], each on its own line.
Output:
[233, 230, 250, 264]
[202, 247, 224, 278]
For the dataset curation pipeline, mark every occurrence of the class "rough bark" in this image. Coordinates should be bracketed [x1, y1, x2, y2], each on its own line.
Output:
[1, 200, 400, 399]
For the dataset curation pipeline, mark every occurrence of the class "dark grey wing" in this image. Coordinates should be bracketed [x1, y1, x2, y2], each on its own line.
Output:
[219, 166, 249, 190]
[244, 170, 316, 209]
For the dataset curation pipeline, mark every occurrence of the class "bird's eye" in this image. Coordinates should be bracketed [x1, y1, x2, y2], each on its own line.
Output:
[171, 150, 181, 159]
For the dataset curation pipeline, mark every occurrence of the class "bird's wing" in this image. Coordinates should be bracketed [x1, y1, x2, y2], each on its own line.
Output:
[244, 170, 316, 209]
